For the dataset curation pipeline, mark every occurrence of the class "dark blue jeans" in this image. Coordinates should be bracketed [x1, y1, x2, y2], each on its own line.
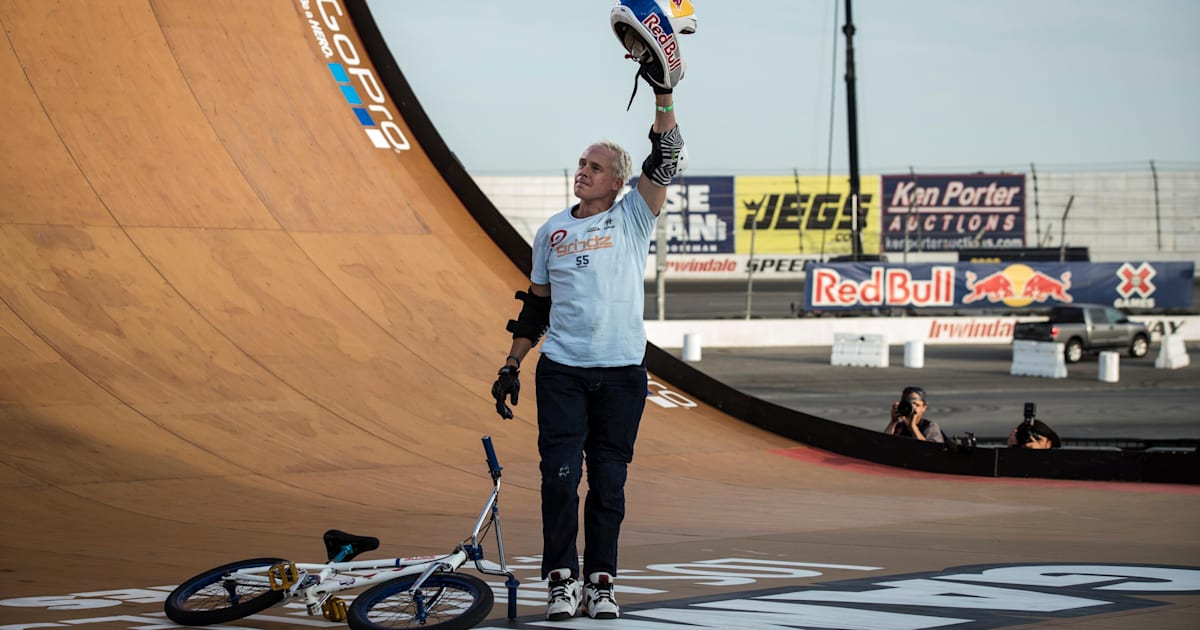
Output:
[535, 355, 647, 580]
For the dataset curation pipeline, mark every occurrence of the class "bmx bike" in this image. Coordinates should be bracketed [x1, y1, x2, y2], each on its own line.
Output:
[164, 435, 520, 630]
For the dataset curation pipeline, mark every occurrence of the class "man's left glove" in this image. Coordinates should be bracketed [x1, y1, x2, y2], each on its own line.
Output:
[491, 365, 520, 420]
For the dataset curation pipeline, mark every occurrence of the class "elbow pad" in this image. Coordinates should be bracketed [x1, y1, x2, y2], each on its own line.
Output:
[505, 288, 551, 344]
[642, 125, 687, 187]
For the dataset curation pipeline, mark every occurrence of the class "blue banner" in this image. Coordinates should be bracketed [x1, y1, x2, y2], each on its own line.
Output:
[880, 173, 1026, 252]
[645, 176, 735, 254]
[804, 261, 1194, 311]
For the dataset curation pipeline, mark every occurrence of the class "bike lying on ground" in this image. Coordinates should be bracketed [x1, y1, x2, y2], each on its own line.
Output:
[164, 436, 520, 630]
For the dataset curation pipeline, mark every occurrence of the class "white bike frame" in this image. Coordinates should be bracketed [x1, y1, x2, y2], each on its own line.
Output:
[221, 436, 518, 620]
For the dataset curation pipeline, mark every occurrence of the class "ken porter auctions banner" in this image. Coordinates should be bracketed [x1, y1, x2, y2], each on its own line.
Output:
[736, 176, 882, 256]
[881, 173, 1026, 252]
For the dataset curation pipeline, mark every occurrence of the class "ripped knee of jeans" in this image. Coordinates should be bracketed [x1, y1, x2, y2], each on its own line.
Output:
[542, 461, 581, 486]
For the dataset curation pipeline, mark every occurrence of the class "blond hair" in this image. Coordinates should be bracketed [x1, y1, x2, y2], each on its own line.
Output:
[594, 139, 633, 183]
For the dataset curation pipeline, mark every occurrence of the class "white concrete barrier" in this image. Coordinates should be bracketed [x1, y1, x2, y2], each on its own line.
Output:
[1098, 351, 1120, 383]
[904, 340, 925, 368]
[682, 333, 702, 362]
[1010, 340, 1067, 378]
[831, 333, 889, 368]
[1155, 334, 1191, 369]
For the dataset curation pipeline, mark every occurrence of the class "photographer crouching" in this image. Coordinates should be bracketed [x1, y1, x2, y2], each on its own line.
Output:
[884, 386, 944, 443]
[1008, 402, 1062, 449]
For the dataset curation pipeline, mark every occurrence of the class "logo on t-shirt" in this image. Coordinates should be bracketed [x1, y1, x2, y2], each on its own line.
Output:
[555, 235, 613, 257]
[549, 229, 568, 247]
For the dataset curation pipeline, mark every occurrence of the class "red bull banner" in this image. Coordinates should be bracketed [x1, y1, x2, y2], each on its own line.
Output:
[804, 261, 1194, 311]
[881, 173, 1026, 252]
[735, 176, 882, 256]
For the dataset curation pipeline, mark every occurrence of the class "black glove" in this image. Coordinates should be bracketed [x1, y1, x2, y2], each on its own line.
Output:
[640, 65, 673, 94]
[491, 365, 520, 420]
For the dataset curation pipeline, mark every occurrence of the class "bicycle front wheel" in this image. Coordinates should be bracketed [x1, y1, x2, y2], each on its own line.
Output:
[164, 557, 287, 626]
[348, 572, 494, 630]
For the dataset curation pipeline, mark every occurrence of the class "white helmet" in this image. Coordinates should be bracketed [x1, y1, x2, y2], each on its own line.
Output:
[610, 0, 697, 92]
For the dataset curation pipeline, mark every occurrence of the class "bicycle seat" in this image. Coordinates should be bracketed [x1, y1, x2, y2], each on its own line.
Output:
[322, 529, 380, 562]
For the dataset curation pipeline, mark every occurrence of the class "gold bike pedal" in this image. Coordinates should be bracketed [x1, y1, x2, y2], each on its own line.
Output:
[322, 597, 348, 622]
[267, 561, 299, 591]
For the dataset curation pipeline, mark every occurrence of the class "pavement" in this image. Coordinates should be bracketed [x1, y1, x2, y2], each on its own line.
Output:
[668, 342, 1200, 442]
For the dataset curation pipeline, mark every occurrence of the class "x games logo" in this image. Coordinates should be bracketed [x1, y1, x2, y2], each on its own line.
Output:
[1117, 262, 1156, 298]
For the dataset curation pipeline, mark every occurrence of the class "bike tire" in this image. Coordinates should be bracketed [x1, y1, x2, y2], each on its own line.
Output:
[164, 557, 287, 626]
[348, 572, 494, 630]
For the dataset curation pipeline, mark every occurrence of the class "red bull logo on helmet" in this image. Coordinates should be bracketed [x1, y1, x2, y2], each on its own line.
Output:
[641, 13, 683, 71]
[963, 264, 1072, 307]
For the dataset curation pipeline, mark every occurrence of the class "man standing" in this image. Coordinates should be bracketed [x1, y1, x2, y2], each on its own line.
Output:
[490, 94, 682, 621]
[492, 2, 694, 620]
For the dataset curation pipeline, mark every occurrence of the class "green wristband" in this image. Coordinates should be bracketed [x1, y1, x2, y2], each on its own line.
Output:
[656, 103, 674, 113]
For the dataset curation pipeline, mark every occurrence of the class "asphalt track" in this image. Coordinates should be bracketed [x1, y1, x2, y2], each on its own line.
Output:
[1, 3, 1197, 629]
[648, 280, 1200, 442]
[676, 343, 1200, 442]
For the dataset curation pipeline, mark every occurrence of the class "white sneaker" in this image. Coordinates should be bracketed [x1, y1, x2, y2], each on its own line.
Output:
[585, 572, 620, 619]
[545, 568, 582, 621]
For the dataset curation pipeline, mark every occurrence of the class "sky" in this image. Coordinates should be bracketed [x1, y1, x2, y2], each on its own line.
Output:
[366, 1, 1200, 177]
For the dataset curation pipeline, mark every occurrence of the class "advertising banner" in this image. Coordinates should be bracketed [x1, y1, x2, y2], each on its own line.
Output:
[645, 254, 816, 279]
[735, 176, 882, 256]
[804, 261, 1194, 311]
[881, 173, 1026, 252]
[647, 177, 736, 254]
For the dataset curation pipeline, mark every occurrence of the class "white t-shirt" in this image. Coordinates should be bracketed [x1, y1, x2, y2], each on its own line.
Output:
[531, 188, 657, 367]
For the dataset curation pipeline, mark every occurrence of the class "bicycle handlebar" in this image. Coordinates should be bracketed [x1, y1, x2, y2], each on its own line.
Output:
[481, 435, 502, 479]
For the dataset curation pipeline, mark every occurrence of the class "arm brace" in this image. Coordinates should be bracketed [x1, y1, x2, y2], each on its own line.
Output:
[642, 125, 685, 187]
[505, 288, 551, 344]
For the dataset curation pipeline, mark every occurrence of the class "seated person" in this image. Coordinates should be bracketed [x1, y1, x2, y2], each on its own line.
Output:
[1008, 418, 1062, 449]
[884, 386, 944, 443]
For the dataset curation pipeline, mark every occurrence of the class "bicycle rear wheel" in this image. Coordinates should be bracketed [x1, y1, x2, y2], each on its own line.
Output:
[164, 557, 287, 626]
[348, 572, 494, 630]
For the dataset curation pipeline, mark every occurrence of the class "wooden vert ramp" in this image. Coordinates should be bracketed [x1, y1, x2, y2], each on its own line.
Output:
[1, 1, 1197, 628]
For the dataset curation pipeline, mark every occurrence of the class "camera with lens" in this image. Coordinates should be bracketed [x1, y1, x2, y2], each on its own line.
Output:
[1016, 401, 1039, 445]
[946, 431, 976, 453]
[896, 399, 915, 417]
[1014, 424, 1040, 446]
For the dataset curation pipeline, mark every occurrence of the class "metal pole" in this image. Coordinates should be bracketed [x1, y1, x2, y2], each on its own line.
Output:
[842, 0, 863, 259]
[793, 167, 804, 255]
[1030, 162, 1041, 247]
[1059, 194, 1074, 263]
[904, 166, 917, 263]
[1150, 160, 1162, 250]
[655, 218, 666, 320]
[745, 213, 757, 320]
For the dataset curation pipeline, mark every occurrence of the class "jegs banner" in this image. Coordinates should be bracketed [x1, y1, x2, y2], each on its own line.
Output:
[735, 176, 882, 256]
[646, 176, 736, 254]
[881, 173, 1026, 252]
[804, 261, 1195, 311]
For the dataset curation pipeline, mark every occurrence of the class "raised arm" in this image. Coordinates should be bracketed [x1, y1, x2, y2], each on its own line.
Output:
[637, 90, 685, 217]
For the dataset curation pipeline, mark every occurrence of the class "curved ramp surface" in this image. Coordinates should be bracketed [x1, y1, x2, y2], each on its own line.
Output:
[1, 2, 1197, 628]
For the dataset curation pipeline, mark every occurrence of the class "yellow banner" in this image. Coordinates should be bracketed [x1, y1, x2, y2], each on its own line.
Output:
[735, 176, 881, 255]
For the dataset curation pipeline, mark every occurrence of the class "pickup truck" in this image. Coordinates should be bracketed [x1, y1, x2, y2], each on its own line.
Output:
[1012, 304, 1151, 363]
